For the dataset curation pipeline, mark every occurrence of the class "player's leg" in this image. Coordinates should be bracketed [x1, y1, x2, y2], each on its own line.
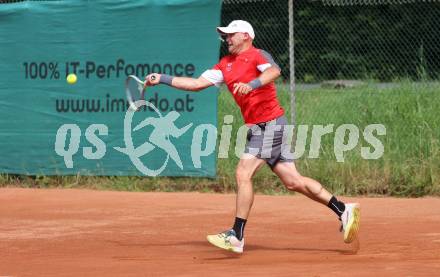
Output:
[272, 161, 332, 204]
[206, 154, 265, 253]
[272, 161, 360, 243]
[235, 153, 266, 219]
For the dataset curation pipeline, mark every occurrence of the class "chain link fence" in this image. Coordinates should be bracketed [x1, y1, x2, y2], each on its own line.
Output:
[3, 0, 439, 83]
[221, 0, 290, 79]
[222, 0, 440, 83]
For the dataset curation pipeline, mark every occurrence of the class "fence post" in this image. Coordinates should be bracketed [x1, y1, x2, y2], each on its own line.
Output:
[288, 0, 296, 141]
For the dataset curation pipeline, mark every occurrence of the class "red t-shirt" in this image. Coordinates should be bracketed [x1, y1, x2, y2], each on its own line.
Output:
[201, 46, 284, 124]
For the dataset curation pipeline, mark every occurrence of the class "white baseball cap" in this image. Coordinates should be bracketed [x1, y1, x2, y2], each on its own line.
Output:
[216, 20, 255, 39]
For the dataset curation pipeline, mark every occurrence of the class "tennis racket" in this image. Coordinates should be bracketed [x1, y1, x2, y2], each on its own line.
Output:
[125, 75, 156, 111]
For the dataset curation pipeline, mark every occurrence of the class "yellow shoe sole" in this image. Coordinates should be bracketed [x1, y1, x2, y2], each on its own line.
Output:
[344, 205, 360, 243]
[206, 235, 242, 253]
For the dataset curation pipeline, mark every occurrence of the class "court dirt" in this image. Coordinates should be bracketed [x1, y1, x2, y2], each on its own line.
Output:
[1, 188, 439, 276]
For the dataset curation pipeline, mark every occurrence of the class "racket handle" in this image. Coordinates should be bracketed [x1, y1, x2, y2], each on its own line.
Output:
[150, 75, 156, 81]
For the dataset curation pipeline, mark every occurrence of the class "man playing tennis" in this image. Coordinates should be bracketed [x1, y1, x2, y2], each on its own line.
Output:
[146, 20, 360, 254]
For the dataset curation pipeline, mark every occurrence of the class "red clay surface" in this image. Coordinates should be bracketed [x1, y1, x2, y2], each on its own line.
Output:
[1, 188, 439, 276]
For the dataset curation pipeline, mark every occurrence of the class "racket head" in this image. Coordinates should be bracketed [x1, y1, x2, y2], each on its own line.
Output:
[125, 75, 146, 111]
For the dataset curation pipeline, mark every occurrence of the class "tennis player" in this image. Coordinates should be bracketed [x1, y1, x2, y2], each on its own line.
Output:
[146, 20, 360, 254]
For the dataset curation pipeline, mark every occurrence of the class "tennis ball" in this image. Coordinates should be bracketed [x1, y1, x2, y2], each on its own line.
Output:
[66, 73, 77, 85]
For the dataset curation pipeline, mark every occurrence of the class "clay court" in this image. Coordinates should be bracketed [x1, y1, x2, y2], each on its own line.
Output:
[1, 188, 439, 276]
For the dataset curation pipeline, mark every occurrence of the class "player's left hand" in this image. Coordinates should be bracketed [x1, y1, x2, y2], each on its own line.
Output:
[233, 82, 252, 96]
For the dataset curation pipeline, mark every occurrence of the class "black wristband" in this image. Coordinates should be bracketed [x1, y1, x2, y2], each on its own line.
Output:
[248, 78, 262, 90]
[159, 74, 174, 86]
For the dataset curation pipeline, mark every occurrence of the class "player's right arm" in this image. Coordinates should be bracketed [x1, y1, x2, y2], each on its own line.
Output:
[145, 73, 214, 92]
[145, 63, 224, 92]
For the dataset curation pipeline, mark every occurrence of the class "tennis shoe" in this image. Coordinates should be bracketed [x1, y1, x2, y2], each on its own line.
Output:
[340, 203, 360, 243]
[206, 229, 244, 253]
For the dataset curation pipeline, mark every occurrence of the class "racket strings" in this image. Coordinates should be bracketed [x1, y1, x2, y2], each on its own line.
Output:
[126, 75, 146, 111]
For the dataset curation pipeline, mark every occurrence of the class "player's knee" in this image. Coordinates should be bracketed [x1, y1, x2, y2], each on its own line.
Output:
[235, 168, 252, 184]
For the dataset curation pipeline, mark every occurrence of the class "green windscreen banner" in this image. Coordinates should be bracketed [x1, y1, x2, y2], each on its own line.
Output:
[0, 0, 221, 177]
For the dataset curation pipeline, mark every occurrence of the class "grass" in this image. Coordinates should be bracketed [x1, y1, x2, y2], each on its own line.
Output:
[1, 81, 440, 196]
[216, 80, 440, 196]
[294, 81, 440, 196]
